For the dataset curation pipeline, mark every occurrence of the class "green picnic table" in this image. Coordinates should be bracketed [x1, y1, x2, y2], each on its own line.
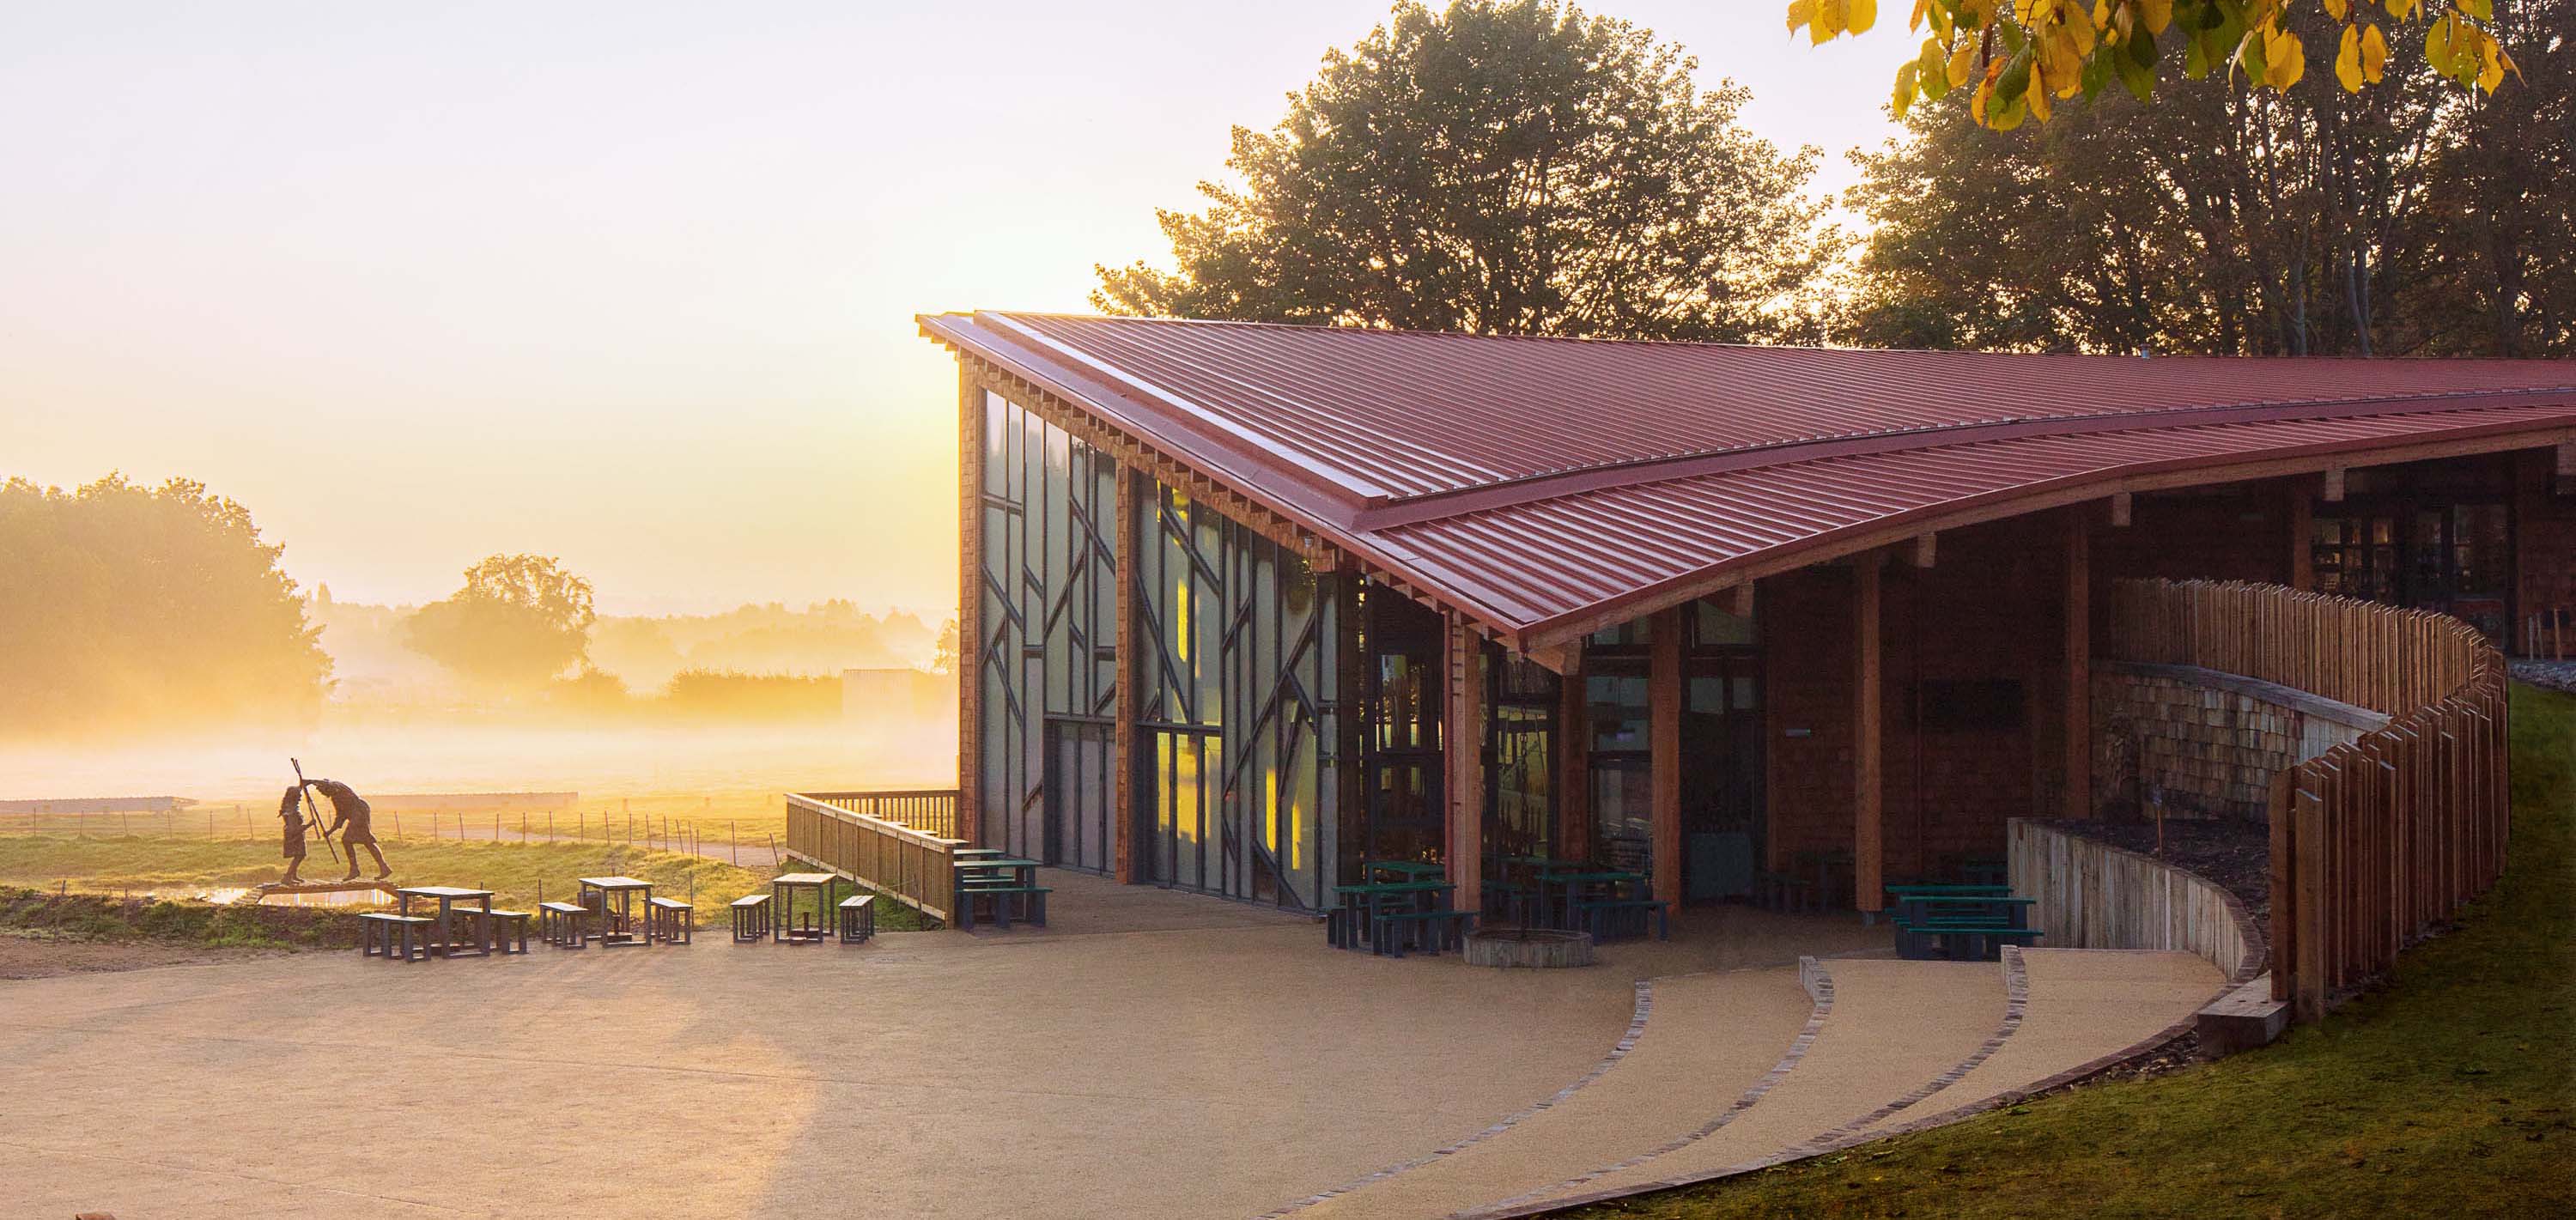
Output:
[1329, 879, 1452, 950]
[1534, 867, 1643, 927]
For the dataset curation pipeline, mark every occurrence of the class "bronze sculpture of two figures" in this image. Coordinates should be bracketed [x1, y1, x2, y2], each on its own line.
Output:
[277, 773, 391, 885]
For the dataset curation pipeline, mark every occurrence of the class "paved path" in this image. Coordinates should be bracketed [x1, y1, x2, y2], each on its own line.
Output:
[0, 891, 2221, 1220]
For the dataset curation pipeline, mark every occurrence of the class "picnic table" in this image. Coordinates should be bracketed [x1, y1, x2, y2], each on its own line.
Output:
[1328, 879, 1454, 950]
[395, 886, 494, 959]
[1534, 867, 1644, 931]
[951, 856, 1047, 929]
[1360, 859, 1446, 883]
[771, 872, 839, 944]
[1889, 892, 2039, 961]
[579, 876, 653, 946]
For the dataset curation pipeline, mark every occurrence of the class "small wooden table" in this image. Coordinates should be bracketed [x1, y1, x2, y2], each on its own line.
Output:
[771, 873, 838, 944]
[578, 877, 654, 946]
[395, 886, 495, 959]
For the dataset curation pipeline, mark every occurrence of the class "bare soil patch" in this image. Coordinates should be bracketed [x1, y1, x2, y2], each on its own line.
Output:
[0, 928, 275, 980]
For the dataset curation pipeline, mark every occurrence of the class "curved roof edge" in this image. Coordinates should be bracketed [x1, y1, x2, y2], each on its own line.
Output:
[920, 311, 2576, 657]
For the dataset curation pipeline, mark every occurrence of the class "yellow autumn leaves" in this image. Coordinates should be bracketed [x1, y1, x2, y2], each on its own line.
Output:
[1794, 0, 2521, 132]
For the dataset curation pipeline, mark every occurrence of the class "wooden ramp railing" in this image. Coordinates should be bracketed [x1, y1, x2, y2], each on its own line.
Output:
[784, 790, 963, 923]
[2106, 580, 2510, 1022]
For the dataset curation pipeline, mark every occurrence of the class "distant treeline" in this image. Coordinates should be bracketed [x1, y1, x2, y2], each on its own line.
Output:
[0, 476, 330, 734]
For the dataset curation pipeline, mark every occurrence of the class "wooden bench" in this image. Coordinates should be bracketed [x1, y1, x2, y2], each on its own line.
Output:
[359, 912, 433, 962]
[1571, 896, 1670, 942]
[1895, 920, 2044, 962]
[485, 909, 532, 955]
[837, 894, 876, 944]
[957, 883, 1049, 931]
[1372, 907, 1473, 958]
[730, 893, 772, 943]
[538, 901, 588, 948]
[647, 896, 694, 945]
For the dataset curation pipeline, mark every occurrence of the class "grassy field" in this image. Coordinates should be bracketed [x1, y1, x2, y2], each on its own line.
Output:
[0, 835, 772, 926]
[1557, 682, 2576, 1220]
[9, 791, 805, 853]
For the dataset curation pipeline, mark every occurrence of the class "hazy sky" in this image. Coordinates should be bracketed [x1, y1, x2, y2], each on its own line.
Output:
[2, 2, 1915, 616]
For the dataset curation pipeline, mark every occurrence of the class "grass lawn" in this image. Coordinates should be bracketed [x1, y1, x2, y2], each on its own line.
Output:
[1557, 682, 2576, 1220]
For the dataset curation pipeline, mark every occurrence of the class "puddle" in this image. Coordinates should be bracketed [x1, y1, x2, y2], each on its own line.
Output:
[196, 887, 386, 908]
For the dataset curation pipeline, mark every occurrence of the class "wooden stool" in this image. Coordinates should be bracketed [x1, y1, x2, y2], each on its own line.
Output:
[647, 896, 695, 944]
[837, 894, 876, 944]
[730, 893, 772, 943]
[538, 901, 588, 948]
[486, 910, 532, 955]
[359, 912, 431, 962]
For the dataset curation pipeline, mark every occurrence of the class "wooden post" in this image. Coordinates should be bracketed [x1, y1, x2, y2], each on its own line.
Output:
[1650, 605, 1684, 914]
[1445, 615, 1486, 919]
[1112, 467, 1140, 884]
[957, 369, 986, 848]
[1556, 650, 1591, 862]
[2065, 510, 2092, 821]
[1855, 557, 1884, 915]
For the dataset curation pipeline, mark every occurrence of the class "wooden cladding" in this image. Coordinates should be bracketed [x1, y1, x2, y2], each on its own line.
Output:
[2104, 579, 2511, 1023]
[2105, 579, 2484, 719]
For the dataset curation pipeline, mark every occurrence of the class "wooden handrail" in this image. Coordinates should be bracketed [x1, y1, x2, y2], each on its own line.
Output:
[2105, 580, 2509, 1023]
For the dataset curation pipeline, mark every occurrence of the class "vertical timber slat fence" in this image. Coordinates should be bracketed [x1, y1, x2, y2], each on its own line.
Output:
[783, 791, 961, 924]
[2107, 580, 2510, 1023]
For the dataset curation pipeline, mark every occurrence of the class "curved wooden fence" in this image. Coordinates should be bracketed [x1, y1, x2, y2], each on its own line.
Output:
[2106, 580, 2510, 1022]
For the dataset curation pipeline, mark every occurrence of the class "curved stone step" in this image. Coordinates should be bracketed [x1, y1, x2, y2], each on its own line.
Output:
[1279, 963, 1817, 1219]
[1856, 948, 2225, 1132]
[1485, 956, 2008, 1213]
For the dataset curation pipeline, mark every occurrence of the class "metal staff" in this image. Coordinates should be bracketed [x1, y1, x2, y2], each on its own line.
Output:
[291, 756, 341, 865]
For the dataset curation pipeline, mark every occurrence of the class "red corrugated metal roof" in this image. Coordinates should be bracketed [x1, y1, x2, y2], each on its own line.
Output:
[920, 311, 2576, 649]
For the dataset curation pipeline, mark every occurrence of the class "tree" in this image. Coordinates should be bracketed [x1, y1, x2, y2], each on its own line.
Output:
[0, 475, 330, 733]
[403, 554, 597, 689]
[1838, 0, 2571, 357]
[932, 619, 959, 676]
[1095, 0, 1843, 342]
[1795, 1, 2524, 133]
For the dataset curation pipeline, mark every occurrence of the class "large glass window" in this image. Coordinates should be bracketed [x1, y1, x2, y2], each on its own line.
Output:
[1134, 483, 1340, 909]
[976, 391, 1121, 870]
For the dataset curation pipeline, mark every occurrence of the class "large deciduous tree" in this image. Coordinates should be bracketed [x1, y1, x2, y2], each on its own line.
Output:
[404, 554, 597, 690]
[1840, 0, 2570, 356]
[1095, 0, 1843, 342]
[0, 475, 331, 733]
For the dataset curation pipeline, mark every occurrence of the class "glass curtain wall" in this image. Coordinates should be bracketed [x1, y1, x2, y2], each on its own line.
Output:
[1346, 585, 1445, 877]
[1680, 600, 1763, 901]
[1583, 618, 1653, 872]
[1487, 655, 1559, 862]
[1133, 482, 1340, 909]
[976, 390, 1120, 870]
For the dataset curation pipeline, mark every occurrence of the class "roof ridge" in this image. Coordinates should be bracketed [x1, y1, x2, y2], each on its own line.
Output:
[985, 310, 2576, 367]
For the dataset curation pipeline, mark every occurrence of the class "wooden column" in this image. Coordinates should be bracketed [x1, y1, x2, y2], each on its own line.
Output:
[2065, 508, 2093, 821]
[1111, 468, 1139, 884]
[1650, 606, 1684, 913]
[2289, 481, 2315, 591]
[956, 373, 985, 848]
[1445, 615, 1486, 917]
[1854, 558, 1884, 915]
[1556, 652, 1591, 862]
